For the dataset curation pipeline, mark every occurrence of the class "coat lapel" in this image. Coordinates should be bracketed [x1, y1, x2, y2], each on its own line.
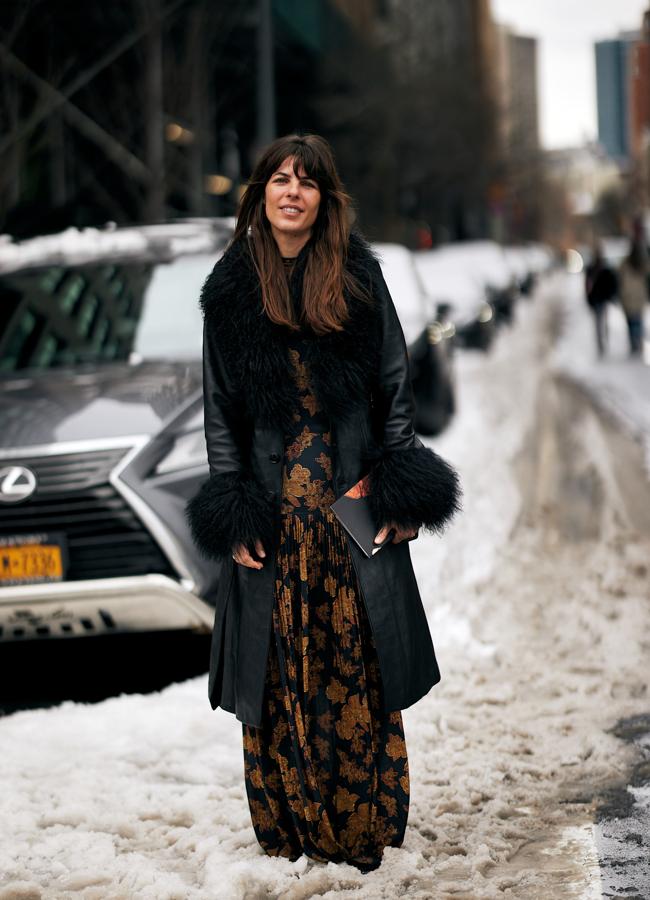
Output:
[199, 230, 383, 436]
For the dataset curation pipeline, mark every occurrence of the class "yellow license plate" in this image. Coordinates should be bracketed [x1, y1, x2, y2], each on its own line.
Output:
[0, 544, 64, 583]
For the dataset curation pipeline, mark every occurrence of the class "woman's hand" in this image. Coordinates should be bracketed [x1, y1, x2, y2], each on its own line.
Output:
[232, 539, 266, 569]
[374, 522, 419, 545]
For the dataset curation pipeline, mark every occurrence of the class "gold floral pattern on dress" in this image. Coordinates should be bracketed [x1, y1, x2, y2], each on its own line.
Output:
[316, 451, 332, 479]
[241, 340, 409, 872]
[285, 426, 316, 461]
[304, 478, 336, 512]
[301, 391, 320, 416]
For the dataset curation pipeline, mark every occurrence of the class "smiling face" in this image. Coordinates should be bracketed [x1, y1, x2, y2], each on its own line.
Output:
[263, 155, 321, 249]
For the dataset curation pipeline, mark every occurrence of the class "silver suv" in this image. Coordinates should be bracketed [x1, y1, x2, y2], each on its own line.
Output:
[0, 219, 234, 643]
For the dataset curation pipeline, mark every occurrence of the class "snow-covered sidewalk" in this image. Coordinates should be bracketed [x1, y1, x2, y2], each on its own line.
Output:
[2, 274, 650, 899]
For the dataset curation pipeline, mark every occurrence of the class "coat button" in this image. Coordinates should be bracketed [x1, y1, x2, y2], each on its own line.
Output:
[269, 452, 281, 463]
[265, 489, 277, 500]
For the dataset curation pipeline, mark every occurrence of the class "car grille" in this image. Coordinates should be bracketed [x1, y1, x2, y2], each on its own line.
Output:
[0, 447, 175, 581]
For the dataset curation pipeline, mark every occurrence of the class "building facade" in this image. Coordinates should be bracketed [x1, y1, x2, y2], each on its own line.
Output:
[629, 12, 650, 163]
[595, 34, 638, 163]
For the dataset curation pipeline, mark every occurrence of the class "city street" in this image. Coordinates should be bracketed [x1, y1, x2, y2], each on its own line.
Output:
[2, 272, 649, 899]
[2, 0, 649, 895]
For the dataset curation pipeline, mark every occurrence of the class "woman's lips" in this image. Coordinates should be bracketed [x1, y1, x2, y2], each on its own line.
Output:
[280, 207, 302, 217]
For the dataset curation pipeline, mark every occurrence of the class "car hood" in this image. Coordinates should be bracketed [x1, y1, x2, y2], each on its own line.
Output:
[0, 360, 202, 451]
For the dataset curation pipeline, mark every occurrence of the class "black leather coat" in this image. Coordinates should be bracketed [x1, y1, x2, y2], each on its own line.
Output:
[186, 230, 461, 727]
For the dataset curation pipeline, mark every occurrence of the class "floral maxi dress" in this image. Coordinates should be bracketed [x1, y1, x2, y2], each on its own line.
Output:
[241, 258, 410, 872]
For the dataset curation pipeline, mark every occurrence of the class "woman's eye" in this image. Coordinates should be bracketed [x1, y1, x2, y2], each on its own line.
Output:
[273, 177, 316, 187]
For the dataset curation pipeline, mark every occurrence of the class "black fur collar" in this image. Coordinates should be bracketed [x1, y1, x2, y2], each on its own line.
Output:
[199, 229, 384, 436]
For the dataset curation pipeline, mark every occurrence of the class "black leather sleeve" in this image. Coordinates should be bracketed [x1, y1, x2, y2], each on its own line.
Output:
[370, 259, 425, 453]
[202, 318, 244, 476]
[185, 318, 275, 560]
[367, 259, 462, 536]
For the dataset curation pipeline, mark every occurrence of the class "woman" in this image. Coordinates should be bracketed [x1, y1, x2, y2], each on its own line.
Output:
[186, 133, 461, 872]
[618, 237, 648, 356]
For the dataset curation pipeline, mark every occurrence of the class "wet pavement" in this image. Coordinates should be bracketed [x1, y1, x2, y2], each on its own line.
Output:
[595, 714, 650, 899]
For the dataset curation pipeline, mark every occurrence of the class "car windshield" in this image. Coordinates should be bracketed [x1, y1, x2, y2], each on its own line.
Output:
[132, 252, 219, 359]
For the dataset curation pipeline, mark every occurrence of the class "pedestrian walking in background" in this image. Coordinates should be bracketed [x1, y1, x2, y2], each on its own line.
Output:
[584, 240, 617, 357]
[618, 237, 648, 357]
[186, 133, 461, 872]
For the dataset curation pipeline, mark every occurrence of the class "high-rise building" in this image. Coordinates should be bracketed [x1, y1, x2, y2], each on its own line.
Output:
[595, 33, 638, 162]
[629, 12, 650, 163]
[496, 25, 539, 158]
[490, 22, 541, 240]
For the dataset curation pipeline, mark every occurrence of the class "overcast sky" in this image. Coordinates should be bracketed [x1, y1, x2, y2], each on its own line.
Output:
[492, 0, 649, 149]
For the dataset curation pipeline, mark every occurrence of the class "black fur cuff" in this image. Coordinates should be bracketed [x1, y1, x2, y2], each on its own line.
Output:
[185, 470, 276, 560]
[368, 446, 462, 535]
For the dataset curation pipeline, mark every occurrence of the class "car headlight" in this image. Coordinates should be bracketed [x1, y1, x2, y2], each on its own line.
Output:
[428, 321, 456, 344]
[478, 302, 493, 323]
[155, 429, 207, 475]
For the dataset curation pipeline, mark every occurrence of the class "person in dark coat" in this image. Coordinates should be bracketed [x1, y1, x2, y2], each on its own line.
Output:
[185, 133, 461, 872]
[584, 240, 617, 357]
[618, 237, 648, 356]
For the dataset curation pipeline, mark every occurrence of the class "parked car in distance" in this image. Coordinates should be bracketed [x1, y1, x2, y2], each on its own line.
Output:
[414, 245, 496, 351]
[464, 241, 520, 325]
[372, 242, 456, 436]
[0, 219, 235, 645]
[504, 243, 554, 297]
[503, 246, 535, 297]
[415, 240, 553, 350]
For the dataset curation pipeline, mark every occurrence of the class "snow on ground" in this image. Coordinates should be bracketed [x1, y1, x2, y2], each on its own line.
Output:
[551, 270, 650, 475]
[411, 279, 545, 653]
[2, 273, 650, 899]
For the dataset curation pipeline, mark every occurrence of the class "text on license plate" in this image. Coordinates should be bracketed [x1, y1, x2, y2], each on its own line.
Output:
[0, 545, 64, 582]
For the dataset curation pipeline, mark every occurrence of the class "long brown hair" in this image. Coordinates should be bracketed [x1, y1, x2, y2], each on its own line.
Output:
[232, 133, 373, 335]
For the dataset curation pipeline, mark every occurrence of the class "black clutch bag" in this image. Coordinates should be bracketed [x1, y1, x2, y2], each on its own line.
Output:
[330, 474, 396, 558]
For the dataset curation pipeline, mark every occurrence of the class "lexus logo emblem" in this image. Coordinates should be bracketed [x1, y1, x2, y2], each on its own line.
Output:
[0, 466, 38, 503]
